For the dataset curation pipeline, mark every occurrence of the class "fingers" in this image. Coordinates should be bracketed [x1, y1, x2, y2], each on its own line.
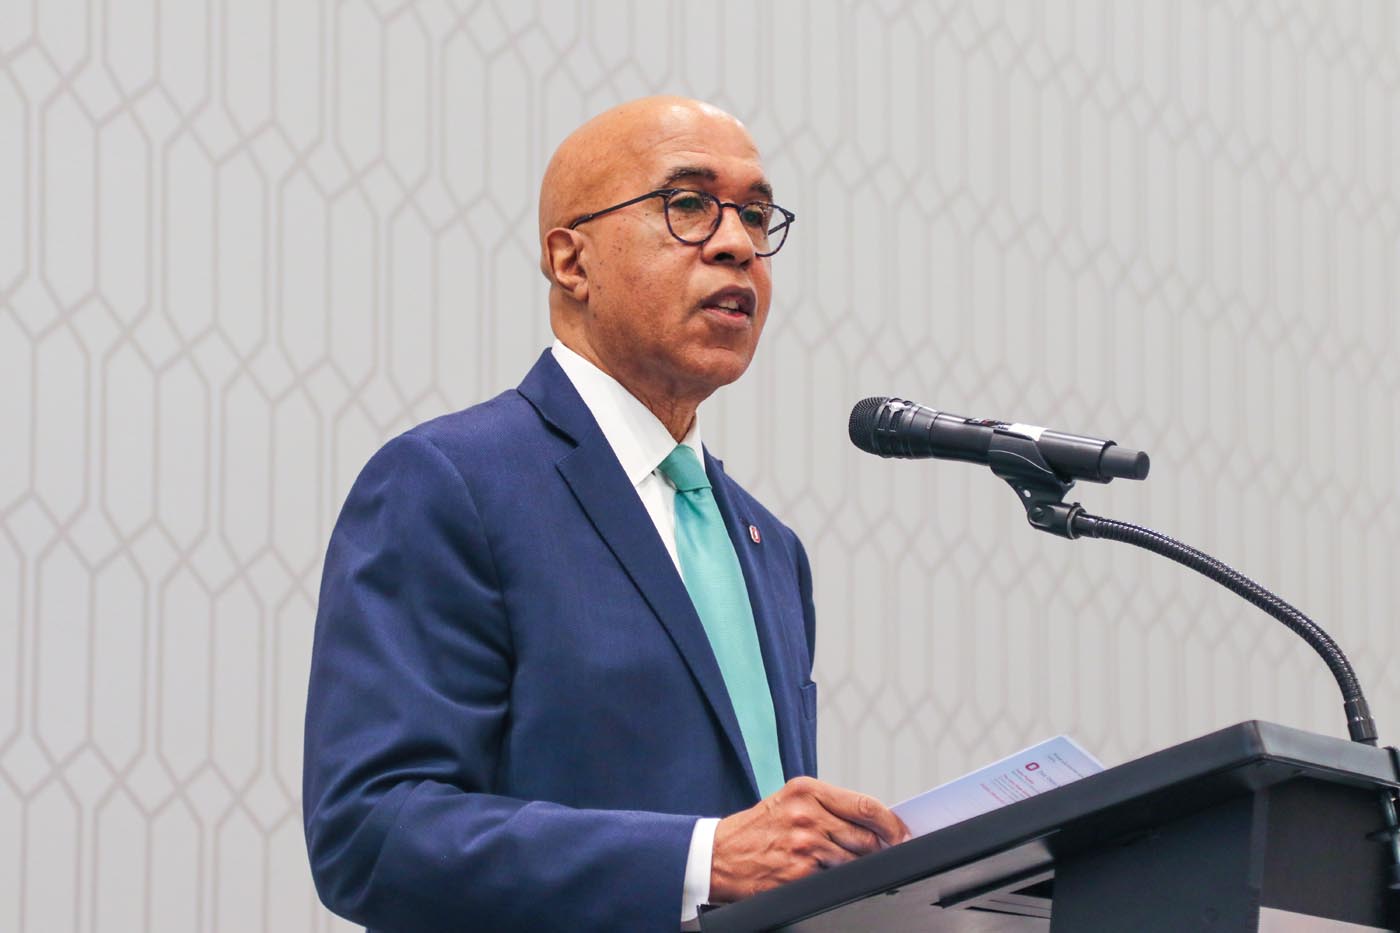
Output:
[710, 797, 859, 902]
[710, 779, 908, 904]
[786, 825, 862, 870]
[812, 837, 860, 869]
[823, 821, 882, 856]
[792, 778, 908, 846]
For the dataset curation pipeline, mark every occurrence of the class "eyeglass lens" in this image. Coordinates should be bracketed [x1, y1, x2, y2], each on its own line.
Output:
[663, 191, 789, 256]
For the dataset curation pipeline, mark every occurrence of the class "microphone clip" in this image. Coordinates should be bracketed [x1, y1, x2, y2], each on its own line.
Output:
[989, 429, 1086, 540]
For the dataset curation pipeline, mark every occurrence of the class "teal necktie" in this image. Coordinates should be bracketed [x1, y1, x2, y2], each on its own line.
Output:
[658, 445, 784, 799]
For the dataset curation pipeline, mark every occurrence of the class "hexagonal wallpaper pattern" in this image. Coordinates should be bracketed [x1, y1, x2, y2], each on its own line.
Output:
[4, 0, 1399, 929]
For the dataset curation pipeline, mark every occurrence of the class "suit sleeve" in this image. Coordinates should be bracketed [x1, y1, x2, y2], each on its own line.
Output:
[303, 433, 697, 932]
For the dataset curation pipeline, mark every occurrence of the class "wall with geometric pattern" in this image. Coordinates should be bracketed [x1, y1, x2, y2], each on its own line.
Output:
[4, 1, 1398, 928]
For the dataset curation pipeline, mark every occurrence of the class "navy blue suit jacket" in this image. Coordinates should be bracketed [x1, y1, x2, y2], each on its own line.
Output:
[303, 351, 819, 931]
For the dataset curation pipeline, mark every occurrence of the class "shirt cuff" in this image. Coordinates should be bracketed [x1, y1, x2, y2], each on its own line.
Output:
[680, 817, 720, 927]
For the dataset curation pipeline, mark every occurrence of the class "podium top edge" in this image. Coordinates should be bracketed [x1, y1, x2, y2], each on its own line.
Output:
[1206, 719, 1399, 788]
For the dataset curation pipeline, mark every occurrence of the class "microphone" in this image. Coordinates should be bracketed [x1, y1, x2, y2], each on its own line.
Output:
[847, 399, 1386, 759]
[848, 397, 1150, 484]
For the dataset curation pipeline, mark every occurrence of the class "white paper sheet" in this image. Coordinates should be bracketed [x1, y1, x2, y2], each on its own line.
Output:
[892, 735, 1104, 838]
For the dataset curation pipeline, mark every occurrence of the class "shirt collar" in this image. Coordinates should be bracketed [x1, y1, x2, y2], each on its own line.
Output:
[551, 340, 704, 488]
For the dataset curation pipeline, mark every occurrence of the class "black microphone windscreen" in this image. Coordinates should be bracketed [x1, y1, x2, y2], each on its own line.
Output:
[848, 397, 889, 454]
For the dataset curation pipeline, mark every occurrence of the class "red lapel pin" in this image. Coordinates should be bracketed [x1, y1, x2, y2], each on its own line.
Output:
[748, 524, 761, 544]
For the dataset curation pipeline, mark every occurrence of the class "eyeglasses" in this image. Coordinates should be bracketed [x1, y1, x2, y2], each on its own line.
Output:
[567, 188, 796, 257]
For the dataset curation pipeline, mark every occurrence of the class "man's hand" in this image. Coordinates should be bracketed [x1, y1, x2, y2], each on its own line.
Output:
[709, 777, 911, 903]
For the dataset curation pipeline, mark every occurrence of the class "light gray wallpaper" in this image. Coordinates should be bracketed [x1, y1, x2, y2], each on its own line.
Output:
[4, 0, 1399, 929]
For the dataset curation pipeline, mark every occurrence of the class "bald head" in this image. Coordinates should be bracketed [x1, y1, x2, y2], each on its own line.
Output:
[534, 96, 776, 440]
[538, 96, 758, 279]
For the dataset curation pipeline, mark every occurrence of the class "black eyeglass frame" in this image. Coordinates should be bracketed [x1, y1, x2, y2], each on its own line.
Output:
[566, 188, 796, 258]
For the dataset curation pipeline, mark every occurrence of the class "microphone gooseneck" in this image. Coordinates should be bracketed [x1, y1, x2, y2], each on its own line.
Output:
[847, 394, 1379, 747]
[1071, 512, 1375, 745]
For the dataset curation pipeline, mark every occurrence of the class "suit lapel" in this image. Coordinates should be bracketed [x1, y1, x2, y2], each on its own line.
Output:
[705, 451, 807, 784]
[518, 352, 761, 799]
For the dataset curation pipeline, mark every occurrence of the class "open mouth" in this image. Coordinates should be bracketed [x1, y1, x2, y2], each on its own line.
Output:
[700, 287, 756, 319]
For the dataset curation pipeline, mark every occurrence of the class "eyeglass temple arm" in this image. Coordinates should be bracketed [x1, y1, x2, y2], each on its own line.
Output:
[567, 190, 676, 229]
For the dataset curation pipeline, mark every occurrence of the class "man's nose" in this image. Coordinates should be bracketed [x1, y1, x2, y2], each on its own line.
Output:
[703, 204, 757, 264]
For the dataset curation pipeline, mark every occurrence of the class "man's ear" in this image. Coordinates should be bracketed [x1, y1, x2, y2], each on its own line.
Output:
[544, 228, 589, 302]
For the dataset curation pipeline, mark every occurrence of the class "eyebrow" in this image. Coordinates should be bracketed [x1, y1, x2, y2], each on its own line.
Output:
[659, 166, 774, 202]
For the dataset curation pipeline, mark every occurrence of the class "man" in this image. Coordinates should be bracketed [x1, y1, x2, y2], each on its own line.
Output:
[303, 96, 908, 931]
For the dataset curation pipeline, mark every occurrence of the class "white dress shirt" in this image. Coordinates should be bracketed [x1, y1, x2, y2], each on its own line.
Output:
[550, 340, 722, 926]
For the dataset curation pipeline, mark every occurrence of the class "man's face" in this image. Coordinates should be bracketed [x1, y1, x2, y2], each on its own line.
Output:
[572, 107, 774, 409]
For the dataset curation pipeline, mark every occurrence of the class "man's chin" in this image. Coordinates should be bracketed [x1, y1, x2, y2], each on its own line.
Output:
[682, 347, 757, 395]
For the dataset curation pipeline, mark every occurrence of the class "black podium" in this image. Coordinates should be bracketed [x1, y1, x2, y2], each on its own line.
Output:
[699, 722, 1400, 931]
